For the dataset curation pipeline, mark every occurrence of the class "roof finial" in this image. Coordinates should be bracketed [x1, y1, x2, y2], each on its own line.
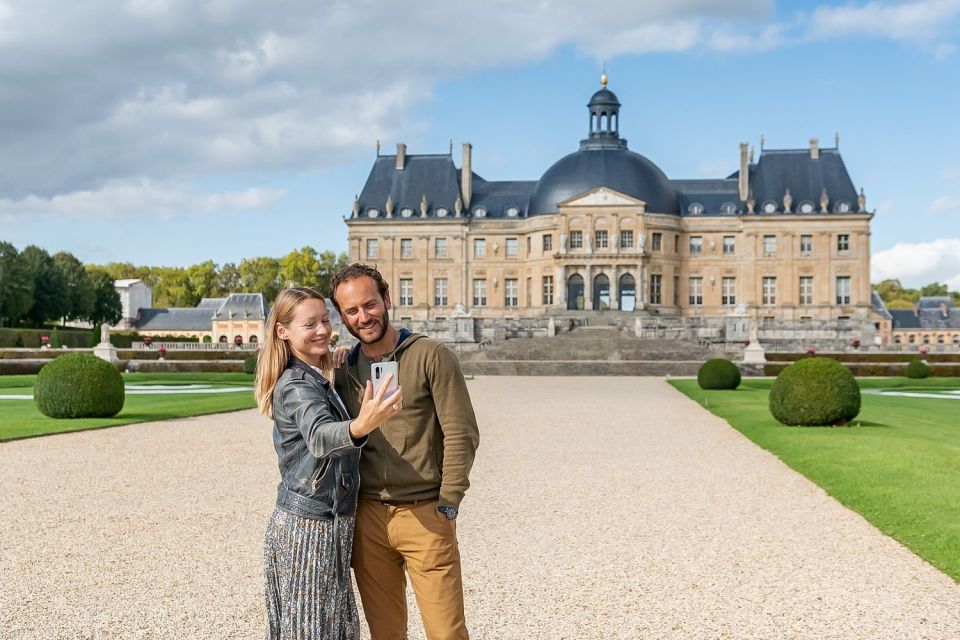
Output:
[760, 134, 765, 150]
[600, 62, 607, 89]
[449, 138, 453, 154]
[376, 139, 381, 156]
[834, 131, 840, 148]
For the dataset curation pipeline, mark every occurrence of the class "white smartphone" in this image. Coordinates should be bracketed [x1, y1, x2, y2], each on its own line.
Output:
[371, 361, 399, 399]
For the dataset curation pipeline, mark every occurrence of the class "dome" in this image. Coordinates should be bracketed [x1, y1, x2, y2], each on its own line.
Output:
[588, 88, 620, 108]
[527, 147, 678, 216]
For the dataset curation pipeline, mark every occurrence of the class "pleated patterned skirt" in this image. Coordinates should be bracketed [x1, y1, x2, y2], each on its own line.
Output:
[263, 507, 360, 640]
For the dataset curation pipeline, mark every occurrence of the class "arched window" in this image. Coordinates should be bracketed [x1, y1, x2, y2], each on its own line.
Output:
[937, 335, 945, 344]
[567, 274, 584, 311]
[249, 335, 258, 344]
[619, 274, 636, 312]
[219, 335, 228, 343]
[593, 273, 610, 311]
[893, 335, 901, 344]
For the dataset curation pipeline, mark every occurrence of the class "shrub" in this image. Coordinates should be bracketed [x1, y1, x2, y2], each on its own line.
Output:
[905, 359, 930, 379]
[243, 354, 258, 374]
[34, 353, 124, 418]
[769, 357, 860, 426]
[697, 358, 741, 390]
[50, 327, 62, 348]
[90, 324, 102, 348]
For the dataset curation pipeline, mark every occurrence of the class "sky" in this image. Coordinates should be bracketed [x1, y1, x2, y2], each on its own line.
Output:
[1, 0, 959, 289]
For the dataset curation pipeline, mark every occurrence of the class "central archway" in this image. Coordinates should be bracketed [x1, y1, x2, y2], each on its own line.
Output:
[593, 273, 610, 310]
[567, 274, 584, 310]
[619, 274, 636, 311]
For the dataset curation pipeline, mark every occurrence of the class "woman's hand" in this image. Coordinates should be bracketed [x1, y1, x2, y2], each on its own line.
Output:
[349, 374, 403, 439]
[332, 345, 350, 368]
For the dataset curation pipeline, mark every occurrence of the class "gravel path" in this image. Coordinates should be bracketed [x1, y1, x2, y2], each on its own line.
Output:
[2, 377, 959, 639]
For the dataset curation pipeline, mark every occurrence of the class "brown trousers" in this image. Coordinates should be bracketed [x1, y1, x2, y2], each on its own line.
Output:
[352, 498, 468, 640]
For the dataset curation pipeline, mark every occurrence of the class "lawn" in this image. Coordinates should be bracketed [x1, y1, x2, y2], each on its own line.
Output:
[670, 377, 960, 582]
[0, 372, 256, 441]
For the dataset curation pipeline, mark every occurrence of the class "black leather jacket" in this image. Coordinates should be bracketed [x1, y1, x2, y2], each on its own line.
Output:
[271, 357, 365, 520]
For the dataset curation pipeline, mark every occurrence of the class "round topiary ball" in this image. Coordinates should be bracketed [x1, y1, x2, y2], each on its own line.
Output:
[34, 353, 124, 418]
[769, 357, 860, 426]
[697, 358, 742, 390]
[904, 359, 930, 379]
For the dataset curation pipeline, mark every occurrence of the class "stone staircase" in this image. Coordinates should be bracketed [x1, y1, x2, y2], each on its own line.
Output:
[457, 325, 740, 376]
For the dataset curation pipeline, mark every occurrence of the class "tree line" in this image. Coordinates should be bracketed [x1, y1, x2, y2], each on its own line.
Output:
[0, 241, 349, 328]
[873, 280, 960, 309]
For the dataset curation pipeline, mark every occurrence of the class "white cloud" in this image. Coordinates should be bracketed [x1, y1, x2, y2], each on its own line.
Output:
[809, 0, 960, 41]
[872, 238, 960, 287]
[0, 179, 285, 221]
[930, 195, 960, 213]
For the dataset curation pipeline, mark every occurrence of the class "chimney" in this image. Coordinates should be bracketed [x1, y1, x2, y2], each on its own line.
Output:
[395, 143, 406, 170]
[738, 142, 749, 202]
[942, 303, 949, 319]
[810, 138, 820, 160]
[461, 142, 473, 209]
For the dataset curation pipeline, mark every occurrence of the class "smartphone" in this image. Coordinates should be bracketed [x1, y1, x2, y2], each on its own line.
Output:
[371, 361, 399, 399]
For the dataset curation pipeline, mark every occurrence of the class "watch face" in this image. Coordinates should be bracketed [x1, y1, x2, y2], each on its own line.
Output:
[438, 506, 457, 520]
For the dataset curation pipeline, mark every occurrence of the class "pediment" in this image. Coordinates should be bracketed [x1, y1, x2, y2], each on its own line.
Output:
[558, 187, 646, 208]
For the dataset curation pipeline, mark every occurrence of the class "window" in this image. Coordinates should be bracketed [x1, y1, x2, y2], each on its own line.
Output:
[673, 275, 680, 306]
[542, 276, 554, 305]
[473, 207, 487, 218]
[399, 278, 413, 306]
[526, 277, 532, 307]
[649, 274, 662, 305]
[505, 206, 519, 217]
[434, 238, 447, 258]
[722, 236, 735, 255]
[908, 335, 915, 344]
[620, 230, 633, 249]
[505, 238, 519, 257]
[689, 236, 703, 255]
[473, 238, 486, 258]
[799, 276, 814, 305]
[762, 277, 777, 306]
[366, 239, 379, 259]
[674, 235, 679, 253]
[400, 238, 413, 258]
[688, 277, 703, 306]
[838, 234, 850, 252]
[543, 234, 553, 252]
[434, 278, 448, 306]
[400, 207, 413, 218]
[722, 277, 736, 306]
[526, 236, 532, 255]
[472, 279, 486, 306]
[595, 230, 608, 249]
[435, 207, 448, 218]
[763, 235, 777, 255]
[652, 232, 662, 252]
[570, 230, 583, 249]
[505, 278, 518, 307]
[836, 276, 852, 305]
[800, 234, 813, 254]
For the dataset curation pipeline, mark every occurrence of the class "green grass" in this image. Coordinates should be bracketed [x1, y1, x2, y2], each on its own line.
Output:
[0, 373, 256, 441]
[670, 376, 960, 582]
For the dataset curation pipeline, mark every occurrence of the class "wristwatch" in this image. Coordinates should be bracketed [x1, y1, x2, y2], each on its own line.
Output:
[437, 505, 458, 520]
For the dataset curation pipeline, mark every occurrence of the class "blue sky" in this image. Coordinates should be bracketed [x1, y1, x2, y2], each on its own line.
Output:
[1, 0, 959, 288]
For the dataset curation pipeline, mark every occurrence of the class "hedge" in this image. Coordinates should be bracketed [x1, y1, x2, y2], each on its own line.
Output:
[0, 327, 93, 349]
[765, 352, 960, 363]
[763, 363, 960, 377]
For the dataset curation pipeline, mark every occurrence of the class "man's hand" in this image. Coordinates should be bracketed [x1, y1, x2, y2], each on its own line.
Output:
[332, 345, 350, 368]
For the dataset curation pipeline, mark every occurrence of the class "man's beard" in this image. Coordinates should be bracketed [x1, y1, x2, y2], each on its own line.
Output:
[348, 316, 388, 345]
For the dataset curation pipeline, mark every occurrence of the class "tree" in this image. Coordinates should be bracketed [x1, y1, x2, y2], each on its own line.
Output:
[187, 260, 219, 301]
[216, 262, 241, 295]
[920, 282, 949, 297]
[316, 251, 350, 296]
[0, 241, 34, 326]
[53, 251, 94, 323]
[238, 256, 282, 302]
[279, 246, 322, 289]
[151, 266, 194, 307]
[21, 245, 68, 327]
[86, 267, 123, 325]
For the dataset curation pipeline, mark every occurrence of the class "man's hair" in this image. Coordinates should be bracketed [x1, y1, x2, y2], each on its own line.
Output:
[329, 263, 389, 313]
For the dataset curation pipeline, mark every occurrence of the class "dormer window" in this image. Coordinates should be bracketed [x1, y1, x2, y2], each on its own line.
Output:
[798, 201, 815, 214]
[720, 202, 736, 215]
[473, 207, 487, 218]
[687, 202, 704, 215]
[762, 201, 778, 214]
[505, 206, 519, 217]
[366, 208, 380, 218]
[436, 207, 449, 218]
[834, 200, 851, 213]
[400, 207, 414, 218]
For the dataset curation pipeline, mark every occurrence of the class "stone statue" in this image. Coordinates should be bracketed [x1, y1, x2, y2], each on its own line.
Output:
[746, 190, 755, 214]
[420, 194, 429, 217]
[585, 234, 592, 253]
[820, 188, 829, 213]
[385, 194, 394, 218]
[858, 188, 866, 213]
[454, 195, 463, 217]
[100, 324, 110, 345]
[559, 232, 567, 253]
[749, 322, 760, 343]
[351, 196, 360, 218]
[452, 302, 468, 317]
[783, 189, 792, 214]
[637, 233, 645, 253]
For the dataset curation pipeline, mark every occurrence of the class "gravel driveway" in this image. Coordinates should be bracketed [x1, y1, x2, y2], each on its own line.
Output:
[2, 377, 958, 639]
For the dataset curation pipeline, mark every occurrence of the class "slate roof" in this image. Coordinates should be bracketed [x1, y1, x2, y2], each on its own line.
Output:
[871, 292, 893, 320]
[213, 293, 268, 320]
[198, 297, 226, 308]
[673, 178, 743, 216]
[357, 155, 462, 219]
[134, 308, 214, 332]
[890, 297, 960, 330]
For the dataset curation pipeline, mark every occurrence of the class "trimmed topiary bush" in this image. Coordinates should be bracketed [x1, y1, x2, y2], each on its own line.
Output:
[243, 354, 258, 374]
[34, 353, 124, 418]
[697, 358, 741, 390]
[905, 359, 930, 379]
[769, 356, 860, 426]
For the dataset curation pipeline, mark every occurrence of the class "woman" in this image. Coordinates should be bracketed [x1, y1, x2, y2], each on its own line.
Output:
[255, 287, 402, 639]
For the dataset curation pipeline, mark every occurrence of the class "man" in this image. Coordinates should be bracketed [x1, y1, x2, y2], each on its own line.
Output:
[330, 263, 479, 640]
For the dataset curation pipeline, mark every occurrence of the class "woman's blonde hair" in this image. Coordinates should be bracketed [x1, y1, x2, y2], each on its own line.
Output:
[255, 287, 334, 418]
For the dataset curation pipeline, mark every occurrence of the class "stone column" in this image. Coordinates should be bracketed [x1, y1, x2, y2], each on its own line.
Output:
[610, 266, 619, 310]
[584, 265, 593, 311]
[557, 266, 566, 308]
